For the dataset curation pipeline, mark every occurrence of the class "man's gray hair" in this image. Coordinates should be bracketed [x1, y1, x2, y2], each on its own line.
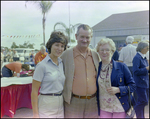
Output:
[126, 36, 134, 44]
[136, 41, 149, 52]
[76, 24, 93, 36]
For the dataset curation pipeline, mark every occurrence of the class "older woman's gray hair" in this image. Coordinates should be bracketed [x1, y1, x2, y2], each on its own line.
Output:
[126, 36, 134, 44]
[96, 38, 116, 54]
[136, 41, 149, 52]
[40, 45, 46, 50]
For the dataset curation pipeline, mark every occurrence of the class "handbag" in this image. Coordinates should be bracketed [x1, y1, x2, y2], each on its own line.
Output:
[125, 86, 135, 118]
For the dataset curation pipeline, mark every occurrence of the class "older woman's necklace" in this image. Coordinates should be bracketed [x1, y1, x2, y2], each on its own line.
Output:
[100, 63, 110, 79]
[101, 64, 109, 71]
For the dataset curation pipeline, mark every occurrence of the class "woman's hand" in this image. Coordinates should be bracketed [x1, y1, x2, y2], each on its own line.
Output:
[146, 66, 149, 71]
[107, 87, 120, 95]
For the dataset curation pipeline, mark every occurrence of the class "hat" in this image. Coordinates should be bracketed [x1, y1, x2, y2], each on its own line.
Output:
[126, 36, 134, 44]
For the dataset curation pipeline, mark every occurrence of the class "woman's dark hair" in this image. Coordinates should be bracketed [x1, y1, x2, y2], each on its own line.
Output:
[46, 31, 68, 54]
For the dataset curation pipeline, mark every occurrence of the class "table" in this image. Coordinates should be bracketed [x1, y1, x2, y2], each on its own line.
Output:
[1, 77, 33, 118]
[1, 83, 32, 118]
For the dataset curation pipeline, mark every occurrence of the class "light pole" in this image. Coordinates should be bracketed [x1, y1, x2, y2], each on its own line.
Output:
[68, 1, 71, 43]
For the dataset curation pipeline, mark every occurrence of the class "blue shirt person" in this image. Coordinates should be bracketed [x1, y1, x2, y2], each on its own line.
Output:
[31, 31, 68, 118]
[133, 41, 149, 119]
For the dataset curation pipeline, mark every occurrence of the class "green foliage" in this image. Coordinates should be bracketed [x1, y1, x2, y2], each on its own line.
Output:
[25, 1, 55, 46]
[10, 41, 35, 49]
[54, 22, 81, 42]
[11, 42, 19, 49]
[38, 1, 53, 14]
[34, 1, 54, 46]
[40, 43, 44, 46]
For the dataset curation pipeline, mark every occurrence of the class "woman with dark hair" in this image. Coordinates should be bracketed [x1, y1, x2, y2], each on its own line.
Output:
[133, 41, 149, 118]
[31, 31, 68, 118]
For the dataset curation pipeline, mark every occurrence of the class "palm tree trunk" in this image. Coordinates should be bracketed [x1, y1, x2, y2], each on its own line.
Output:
[43, 13, 46, 46]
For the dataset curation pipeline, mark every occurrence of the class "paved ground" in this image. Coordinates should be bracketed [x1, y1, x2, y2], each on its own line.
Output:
[2, 102, 149, 118]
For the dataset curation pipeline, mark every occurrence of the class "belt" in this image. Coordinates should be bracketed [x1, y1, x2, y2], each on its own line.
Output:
[73, 93, 96, 99]
[40, 92, 62, 96]
[4, 65, 11, 70]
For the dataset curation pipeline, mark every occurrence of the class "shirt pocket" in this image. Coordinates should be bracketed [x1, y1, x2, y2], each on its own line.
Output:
[139, 75, 147, 81]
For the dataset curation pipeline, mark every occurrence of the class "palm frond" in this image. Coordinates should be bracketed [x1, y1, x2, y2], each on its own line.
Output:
[38, 1, 53, 14]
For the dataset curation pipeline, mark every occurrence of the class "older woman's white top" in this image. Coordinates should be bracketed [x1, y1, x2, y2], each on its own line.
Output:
[33, 55, 65, 94]
[98, 62, 124, 112]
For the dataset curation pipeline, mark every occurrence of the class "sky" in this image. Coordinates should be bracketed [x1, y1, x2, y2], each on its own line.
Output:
[1, 1, 149, 49]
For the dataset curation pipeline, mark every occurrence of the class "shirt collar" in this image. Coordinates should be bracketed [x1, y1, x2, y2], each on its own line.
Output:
[73, 46, 91, 58]
[45, 54, 62, 64]
[138, 52, 146, 59]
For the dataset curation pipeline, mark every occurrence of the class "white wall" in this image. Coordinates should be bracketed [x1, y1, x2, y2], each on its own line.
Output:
[91, 36, 106, 48]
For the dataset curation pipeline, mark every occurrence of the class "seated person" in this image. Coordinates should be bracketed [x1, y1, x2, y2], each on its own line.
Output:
[1, 62, 30, 77]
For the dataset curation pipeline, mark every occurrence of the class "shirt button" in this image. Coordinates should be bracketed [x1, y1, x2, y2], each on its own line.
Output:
[122, 103, 124, 105]
[120, 78, 122, 82]
[119, 97, 121, 99]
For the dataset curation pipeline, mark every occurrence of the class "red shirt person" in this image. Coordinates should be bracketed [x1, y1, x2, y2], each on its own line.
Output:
[2, 62, 29, 77]
[34, 46, 48, 65]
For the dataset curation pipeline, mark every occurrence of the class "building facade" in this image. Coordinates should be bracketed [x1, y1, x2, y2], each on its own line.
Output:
[91, 10, 149, 50]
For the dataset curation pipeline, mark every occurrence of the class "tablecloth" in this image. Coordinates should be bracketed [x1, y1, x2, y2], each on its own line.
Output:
[1, 77, 33, 87]
[1, 83, 32, 118]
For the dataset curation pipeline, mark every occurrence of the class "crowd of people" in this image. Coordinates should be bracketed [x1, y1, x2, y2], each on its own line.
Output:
[1, 24, 149, 118]
[1, 49, 35, 65]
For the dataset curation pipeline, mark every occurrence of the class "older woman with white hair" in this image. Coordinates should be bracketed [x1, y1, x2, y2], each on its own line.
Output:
[96, 38, 136, 118]
[132, 41, 149, 118]
[34, 45, 48, 65]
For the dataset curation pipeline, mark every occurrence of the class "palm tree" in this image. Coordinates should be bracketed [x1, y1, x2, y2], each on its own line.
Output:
[53, 22, 81, 43]
[25, 1, 55, 46]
